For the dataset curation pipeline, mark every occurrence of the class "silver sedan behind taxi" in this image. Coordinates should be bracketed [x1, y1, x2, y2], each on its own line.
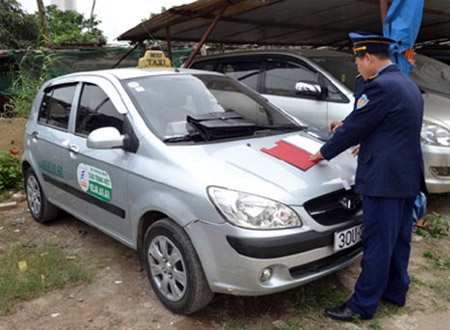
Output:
[22, 52, 362, 315]
[190, 50, 450, 193]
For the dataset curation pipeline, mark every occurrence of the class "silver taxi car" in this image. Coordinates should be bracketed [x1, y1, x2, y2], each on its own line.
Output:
[22, 51, 362, 315]
[190, 49, 450, 193]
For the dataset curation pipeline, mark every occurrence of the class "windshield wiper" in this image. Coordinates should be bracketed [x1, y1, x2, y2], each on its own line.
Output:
[254, 124, 307, 131]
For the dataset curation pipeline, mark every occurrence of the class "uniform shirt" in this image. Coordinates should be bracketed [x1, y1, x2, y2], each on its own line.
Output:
[320, 64, 424, 198]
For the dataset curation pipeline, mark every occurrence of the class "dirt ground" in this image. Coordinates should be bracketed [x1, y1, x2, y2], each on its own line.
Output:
[1, 119, 450, 330]
[0, 118, 27, 154]
[0, 194, 448, 330]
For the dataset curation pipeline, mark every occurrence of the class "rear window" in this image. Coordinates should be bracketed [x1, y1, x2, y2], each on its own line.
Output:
[38, 84, 76, 130]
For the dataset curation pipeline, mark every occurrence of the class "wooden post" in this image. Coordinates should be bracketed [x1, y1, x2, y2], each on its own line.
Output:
[380, 0, 389, 24]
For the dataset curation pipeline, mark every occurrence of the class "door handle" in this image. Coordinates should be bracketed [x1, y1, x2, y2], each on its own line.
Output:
[69, 144, 80, 154]
[31, 131, 39, 139]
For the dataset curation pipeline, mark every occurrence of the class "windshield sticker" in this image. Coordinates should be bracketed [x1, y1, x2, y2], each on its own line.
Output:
[127, 82, 140, 88]
[127, 81, 145, 92]
[77, 163, 112, 202]
[38, 160, 63, 178]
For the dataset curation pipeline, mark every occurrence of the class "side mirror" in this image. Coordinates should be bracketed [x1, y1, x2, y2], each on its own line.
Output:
[295, 81, 323, 98]
[87, 127, 125, 149]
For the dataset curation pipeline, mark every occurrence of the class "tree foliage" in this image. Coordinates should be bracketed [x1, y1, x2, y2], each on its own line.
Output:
[36, 5, 107, 45]
[0, 1, 107, 49]
[0, 0, 39, 49]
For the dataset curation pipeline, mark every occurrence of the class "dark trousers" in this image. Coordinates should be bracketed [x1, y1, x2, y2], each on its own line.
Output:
[346, 195, 415, 319]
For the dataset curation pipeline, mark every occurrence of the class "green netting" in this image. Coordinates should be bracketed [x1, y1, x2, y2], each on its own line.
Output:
[171, 47, 194, 68]
[1, 47, 193, 95]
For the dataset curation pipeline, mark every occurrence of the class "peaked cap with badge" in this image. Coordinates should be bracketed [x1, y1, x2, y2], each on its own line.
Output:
[349, 31, 396, 55]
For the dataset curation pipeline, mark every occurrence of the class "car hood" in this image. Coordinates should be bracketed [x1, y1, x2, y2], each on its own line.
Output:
[169, 132, 357, 205]
[422, 91, 450, 127]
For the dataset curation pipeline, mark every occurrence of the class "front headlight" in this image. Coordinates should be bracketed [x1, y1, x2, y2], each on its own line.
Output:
[208, 186, 302, 229]
[421, 120, 450, 146]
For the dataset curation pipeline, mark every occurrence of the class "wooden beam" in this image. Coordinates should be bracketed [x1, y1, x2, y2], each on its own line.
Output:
[182, 2, 230, 68]
[379, 0, 389, 23]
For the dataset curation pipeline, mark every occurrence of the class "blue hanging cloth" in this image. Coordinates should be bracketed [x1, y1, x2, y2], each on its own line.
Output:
[383, 0, 424, 75]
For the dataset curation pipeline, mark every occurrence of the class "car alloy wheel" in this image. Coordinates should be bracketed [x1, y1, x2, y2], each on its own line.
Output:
[143, 218, 213, 314]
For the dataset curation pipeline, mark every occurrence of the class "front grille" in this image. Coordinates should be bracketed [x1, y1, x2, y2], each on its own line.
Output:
[304, 188, 362, 226]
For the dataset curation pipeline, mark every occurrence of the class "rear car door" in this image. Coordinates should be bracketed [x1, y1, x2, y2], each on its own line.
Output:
[29, 83, 76, 205]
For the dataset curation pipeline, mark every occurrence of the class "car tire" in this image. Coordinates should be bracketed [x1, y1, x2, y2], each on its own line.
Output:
[25, 168, 59, 223]
[143, 218, 214, 314]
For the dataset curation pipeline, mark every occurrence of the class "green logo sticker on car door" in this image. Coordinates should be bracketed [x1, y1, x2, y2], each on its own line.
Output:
[38, 160, 64, 178]
[77, 163, 112, 202]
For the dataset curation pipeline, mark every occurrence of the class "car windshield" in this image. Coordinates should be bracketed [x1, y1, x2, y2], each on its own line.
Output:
[123, 73, 301, 142]
[410, 54, 450, 98]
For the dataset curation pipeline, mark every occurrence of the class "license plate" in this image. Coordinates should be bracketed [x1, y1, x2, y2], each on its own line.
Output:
[334, 224, 363, 252]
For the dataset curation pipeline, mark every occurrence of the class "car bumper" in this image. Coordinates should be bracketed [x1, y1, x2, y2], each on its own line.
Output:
[186, 219, 362, 296]
[422, 144, 450, 193]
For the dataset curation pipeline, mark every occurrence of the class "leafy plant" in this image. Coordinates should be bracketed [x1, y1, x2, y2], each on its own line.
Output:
[0, 152, 22, 190]
[417, 212, 450, 239]
[0, 0, 39, 49]
[4, 49, 59, 118]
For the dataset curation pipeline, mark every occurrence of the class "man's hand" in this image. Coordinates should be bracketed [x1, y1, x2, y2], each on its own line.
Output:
[310, 150, 324, 162]
[309, 121, 343, 162]
[329, 121, 343, 133]
[351, 144, 360, 157]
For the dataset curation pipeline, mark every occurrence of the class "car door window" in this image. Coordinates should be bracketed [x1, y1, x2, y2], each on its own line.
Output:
[75, 83, 124, 136]
[38, 84, 76, 130]
[220, 59, 261, 91]
[321, 76, 349, 102]
[189, 59, 217, 72]
[309, 55, 356, 102]
[264, 59, 319, 97]
[191, 56, 262, 91]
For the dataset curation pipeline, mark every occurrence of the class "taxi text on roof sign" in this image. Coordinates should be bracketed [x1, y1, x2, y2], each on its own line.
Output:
[138, 50, 172, 68]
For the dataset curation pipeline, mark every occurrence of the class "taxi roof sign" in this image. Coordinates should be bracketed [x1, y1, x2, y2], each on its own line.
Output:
[138, 50, 172, 68]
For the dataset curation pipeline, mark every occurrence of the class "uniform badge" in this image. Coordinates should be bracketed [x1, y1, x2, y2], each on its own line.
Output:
[357, 93, 369, 109]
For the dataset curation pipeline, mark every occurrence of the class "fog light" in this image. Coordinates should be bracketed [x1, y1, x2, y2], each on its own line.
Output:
[259, 267, 273, 283]
[430, 166, 450, 177]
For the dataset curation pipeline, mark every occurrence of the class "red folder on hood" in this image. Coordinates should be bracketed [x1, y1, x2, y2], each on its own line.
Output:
[261, 140, 320, 171]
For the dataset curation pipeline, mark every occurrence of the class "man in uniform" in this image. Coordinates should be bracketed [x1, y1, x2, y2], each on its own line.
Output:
[310, 32, 425, 321]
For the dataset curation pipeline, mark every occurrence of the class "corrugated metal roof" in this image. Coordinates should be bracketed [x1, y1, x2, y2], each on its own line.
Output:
[117, 0, 450, 47]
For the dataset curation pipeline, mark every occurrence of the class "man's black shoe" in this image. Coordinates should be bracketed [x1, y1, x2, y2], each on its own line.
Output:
[324, 304, 357, 322]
